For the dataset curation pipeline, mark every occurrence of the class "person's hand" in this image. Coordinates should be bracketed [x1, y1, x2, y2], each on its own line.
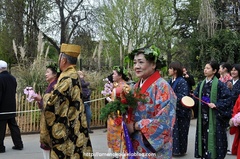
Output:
[207, 103, 216, 109]
[229, 118, 234, 127]
[33, 94, 42, 102]
[184, 74, 189, 78]
[126, 122, 135, 134]
[227, 81, 233, 90]
[106, 97, 112, 102]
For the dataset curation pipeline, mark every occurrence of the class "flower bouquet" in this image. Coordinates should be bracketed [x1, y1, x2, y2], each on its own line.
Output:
[100, 83, 146, 121]
[24, 87, 37, 102]
[232, 112, 240, 127]
[101, 84, 146, 158]
[101, 77, 114, 102]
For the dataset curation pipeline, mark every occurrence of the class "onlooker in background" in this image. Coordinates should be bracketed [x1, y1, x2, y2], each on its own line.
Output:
[193, 61, 232, 159]
[44, 43, 93, 158]
[33, 63, 59, 159]
[183, 66, 195, 92]
[168, 61, 191, 156]
[226, 64, 240, 155]
[78, 70, 93, 133]
[0, 60, 24, 153]
[227, 64, 240, 104]
[219, 62, 232, 83]
[183, 66, 197, 118]
[126, 45, 177, 158]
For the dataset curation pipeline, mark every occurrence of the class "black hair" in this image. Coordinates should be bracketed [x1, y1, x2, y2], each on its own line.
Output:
[207, 61, 220, 78]
[220, 62, 232, 73]
[107, 73, 113, 83]
[113, 66, 129, 81]
[46, 63, 60, 77]
[232, 64, 240, 75]
[169, 61, 183, 77]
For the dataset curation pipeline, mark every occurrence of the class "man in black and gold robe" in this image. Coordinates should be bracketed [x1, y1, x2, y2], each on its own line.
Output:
[44, 43, 93, 159]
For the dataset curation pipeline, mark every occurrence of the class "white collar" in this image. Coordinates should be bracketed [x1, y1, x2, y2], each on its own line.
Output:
[233, 79, 239, 85]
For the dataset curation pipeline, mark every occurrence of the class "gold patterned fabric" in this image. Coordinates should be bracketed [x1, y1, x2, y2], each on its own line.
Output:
[44, 66, 93, 159]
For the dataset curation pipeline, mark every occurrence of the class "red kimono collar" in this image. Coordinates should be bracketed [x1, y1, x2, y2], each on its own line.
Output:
[136, 71, 161, 94]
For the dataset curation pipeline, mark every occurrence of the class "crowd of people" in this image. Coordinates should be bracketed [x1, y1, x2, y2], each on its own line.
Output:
[1, 43, 240, 159]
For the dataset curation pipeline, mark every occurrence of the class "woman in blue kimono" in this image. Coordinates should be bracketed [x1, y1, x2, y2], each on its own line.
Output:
[168, 61, 191, 156]
[126, 45, 177, 159]
[227, 64, 240, 155]
[194, 61, 232, 159]
[227, 64, 240, 105]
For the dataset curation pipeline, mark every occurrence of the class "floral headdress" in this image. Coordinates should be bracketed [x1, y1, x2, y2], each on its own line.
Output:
[113, 66, 128, 77]
[128, 45, 161, 61]
[124, 45, 166, 69]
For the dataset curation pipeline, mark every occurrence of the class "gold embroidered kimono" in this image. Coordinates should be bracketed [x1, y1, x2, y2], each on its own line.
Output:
[44, 66, 93, 159]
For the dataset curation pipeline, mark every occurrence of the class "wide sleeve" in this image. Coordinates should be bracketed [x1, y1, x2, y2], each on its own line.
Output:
[174, 78, 189, 104]
[215, 81, 232, 120]
[136, 81, 177, 152]
[44, 77, 81, 138]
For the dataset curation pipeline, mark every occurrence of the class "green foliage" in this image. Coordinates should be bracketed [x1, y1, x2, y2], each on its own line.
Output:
[187, 29, 240, 80]
[100, 88, 146, 120]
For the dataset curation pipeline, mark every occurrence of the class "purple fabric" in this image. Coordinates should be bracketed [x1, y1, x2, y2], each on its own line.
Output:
[202, 96, 210, 103]
[122, 121, 135, 159]
[38, 79, 57, 109]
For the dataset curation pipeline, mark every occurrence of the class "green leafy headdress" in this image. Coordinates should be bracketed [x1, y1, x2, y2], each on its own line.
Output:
[113, 66, 128, 77]
[127, 45, 166, 69]
[129, 45, 160, 61]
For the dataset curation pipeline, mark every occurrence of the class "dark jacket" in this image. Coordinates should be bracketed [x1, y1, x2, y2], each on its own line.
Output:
[80, 78, 91, 102]
[0, 71, 17, 120]
[183, 73, 195, 92]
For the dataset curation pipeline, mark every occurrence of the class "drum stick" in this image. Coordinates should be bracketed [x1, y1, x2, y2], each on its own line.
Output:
[190, 93, 209, 105]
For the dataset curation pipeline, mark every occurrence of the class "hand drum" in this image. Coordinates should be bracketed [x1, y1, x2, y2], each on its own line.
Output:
[181, 96, 195, 108]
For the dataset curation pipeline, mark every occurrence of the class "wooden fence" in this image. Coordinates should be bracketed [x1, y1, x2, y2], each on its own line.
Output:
[6, 91, 106, 134]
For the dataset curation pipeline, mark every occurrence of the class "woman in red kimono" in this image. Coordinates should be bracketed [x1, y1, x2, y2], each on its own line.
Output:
[107, 66, 129, 157]
[229, 95, 240, 158]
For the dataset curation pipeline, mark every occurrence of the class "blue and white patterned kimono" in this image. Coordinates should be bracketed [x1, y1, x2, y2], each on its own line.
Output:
[131, 71, 177, 159]
[194, 78, 232, 159]
[169, 77, 191, 156]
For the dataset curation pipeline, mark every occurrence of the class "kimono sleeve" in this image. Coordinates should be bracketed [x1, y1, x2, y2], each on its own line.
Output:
[215, 81, 232, 120]
[136, 82, 177, 152]
[44, 77, 73, 128]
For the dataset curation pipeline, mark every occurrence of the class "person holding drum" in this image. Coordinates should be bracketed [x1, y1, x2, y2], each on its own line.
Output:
[193, 61, 232, 159]
[126, 45, 177, 159]
[168, 61, 191, 157]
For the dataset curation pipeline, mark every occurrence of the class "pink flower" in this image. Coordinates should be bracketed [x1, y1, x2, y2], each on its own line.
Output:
[232, 112, 240, 127]
[101, 78, 113, 97]
[23, 87, 37, 102]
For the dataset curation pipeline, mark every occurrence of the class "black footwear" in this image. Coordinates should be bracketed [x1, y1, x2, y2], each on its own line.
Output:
[12, 145, 23, 150]
[103, 129, 107, 133]
[88, 129, 94, 133]
[0, 147, 5, 153]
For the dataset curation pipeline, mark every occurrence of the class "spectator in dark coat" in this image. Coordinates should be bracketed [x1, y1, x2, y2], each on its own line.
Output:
[78, 71, 93, 133]
[183, 66, 195, 93]
[0, 60, 23, 153]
